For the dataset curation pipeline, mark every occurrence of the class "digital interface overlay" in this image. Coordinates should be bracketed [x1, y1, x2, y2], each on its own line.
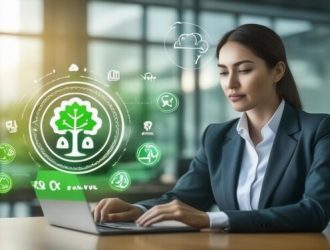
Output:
[0, 20, 213, 198]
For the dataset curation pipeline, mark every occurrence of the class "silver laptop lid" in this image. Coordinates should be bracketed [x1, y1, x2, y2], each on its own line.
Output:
[33, 170, 100, 234]
[39, 199, 99, 234]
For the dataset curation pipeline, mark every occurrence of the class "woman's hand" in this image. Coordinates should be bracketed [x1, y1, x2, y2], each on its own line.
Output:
[136, 200, 210, 229]
[92, 198, 144, 222]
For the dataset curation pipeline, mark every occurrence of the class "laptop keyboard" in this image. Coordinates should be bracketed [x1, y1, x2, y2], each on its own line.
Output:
[97, 222, 146, 230]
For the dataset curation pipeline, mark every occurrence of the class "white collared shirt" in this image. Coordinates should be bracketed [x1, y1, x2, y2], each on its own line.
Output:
[208, 100, 285, 228]
[236, 99, 285, 210]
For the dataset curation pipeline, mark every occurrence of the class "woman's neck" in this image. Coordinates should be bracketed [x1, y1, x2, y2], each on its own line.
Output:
[246, 98, 281, 145]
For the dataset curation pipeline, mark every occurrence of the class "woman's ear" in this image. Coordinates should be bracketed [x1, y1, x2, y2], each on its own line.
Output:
[273, 61, 286, 83]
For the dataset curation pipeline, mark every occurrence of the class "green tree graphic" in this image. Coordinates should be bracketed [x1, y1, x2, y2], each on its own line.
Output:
[50, 97, 102, 157]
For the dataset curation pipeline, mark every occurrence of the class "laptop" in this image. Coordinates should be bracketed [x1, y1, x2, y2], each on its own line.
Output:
[38, 199, 199, 235]
[34, 170, 199, 235]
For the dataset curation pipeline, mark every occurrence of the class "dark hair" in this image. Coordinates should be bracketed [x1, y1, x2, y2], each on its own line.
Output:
[216, 24, 302, 109]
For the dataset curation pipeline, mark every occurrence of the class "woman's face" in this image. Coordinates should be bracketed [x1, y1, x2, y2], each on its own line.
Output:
[218, 41, 280, 112]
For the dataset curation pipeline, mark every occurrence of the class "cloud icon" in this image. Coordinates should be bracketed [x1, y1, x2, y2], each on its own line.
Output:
[173, 33, 209, 54]
[68, 64, 79, 72]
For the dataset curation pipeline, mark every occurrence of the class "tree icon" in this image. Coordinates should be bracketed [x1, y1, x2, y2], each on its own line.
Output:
[50, 97, 102, 157]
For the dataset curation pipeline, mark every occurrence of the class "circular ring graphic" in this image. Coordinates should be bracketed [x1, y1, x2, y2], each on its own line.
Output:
[136, 143, 161, 166]
[109, 170, 131, 192]
[29, 81, 129, 174]
[0, 173, 13, 194]
[0, 143, 16, 164]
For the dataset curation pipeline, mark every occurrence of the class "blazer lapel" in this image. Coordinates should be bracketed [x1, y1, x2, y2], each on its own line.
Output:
[219, 125, 245, 210]
[258, 103, 301, 209]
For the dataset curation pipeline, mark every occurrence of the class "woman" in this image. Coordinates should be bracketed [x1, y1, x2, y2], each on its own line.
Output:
[93, 24, 330, 232]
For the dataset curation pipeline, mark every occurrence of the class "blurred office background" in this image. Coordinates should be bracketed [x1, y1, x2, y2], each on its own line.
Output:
[1, 0, 330, 217]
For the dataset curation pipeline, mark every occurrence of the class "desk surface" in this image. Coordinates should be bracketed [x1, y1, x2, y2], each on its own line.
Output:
[1, 217, 330, 250]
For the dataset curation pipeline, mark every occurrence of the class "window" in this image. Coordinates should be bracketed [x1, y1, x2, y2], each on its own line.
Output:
[88, 1, 143, 39]
[0, 0, 43, 110]
[0, 0, 43, 218]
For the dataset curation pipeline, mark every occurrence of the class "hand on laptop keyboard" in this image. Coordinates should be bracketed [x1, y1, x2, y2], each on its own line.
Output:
[92, 198, 144, 223]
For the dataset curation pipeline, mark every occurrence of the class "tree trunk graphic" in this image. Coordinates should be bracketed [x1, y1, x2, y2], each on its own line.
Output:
[64, 108, 86, 157]
[66, 129, 84, 157]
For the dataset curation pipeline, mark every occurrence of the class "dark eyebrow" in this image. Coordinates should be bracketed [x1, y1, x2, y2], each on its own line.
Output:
[217, 60, 255, 68]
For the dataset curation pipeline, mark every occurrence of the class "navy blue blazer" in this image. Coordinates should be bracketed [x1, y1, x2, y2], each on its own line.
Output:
[138, 102, 330, 232]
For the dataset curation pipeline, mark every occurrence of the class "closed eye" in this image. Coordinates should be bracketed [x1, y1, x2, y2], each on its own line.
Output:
[238, 69, 252, 74]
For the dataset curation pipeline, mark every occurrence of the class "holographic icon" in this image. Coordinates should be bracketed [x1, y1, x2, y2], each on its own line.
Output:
[142, 121, 154, 136]
[156, 92, 179, 113]
[0, 143, 16, 164]
[5, 120, 18, 133]
[144, 121, 152, 131]
[109, 170, 131, 191]
[173, 33, 209, 64]
[50, 97, 102, 157]
[29, 81, 128, 174]
[164, 22, 213, 69]
[0, 173, 13, 194]
[136, 143, 161, 166]
[107, 69, 120, 81]
[141, 72, 157, 81]
[68, 64, 79, 72]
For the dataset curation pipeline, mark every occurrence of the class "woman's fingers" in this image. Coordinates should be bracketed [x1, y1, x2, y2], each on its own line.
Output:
[136, 200, 209, 228]
[100, 201, 111, 222]
[93, 199, 107, 222]
[138, 212, 175, 227]
[136, 201, 177, 226]
[93, 198, 123, 222]
[105, 210, 137, 222]
[93, 198, 144, 222]
[135, 205, 163, 224]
